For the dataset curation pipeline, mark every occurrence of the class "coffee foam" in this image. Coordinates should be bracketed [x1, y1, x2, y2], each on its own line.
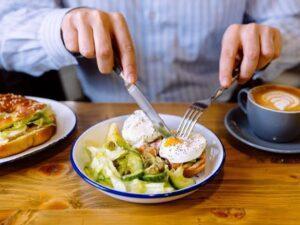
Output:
[262, 91, 299, 111]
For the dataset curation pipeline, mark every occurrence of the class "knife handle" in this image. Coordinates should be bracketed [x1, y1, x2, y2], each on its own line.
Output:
[113, 56, 123, 75]
[73, 51, 124, 77]
[113, 56, 131, 86]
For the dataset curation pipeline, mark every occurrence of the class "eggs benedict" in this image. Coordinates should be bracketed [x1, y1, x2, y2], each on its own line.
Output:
[122, 110, 162, 147]
[159, 133, 206, 164]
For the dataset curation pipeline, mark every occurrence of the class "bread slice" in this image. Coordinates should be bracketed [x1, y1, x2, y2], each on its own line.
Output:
[183, 152, 206, 178]
[170, 151, 206, 178]
[0, 124, 56, 158]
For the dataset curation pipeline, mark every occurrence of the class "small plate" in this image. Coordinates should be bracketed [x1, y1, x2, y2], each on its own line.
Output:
[0, 97, 77, 164]
[224, 107, 300, 154]
[71, 114, 225, 203]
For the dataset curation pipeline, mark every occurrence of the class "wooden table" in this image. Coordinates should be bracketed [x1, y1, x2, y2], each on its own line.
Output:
[0, 103, 299, 225]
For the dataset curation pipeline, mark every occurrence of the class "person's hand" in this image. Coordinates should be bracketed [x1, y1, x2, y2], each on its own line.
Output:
[61, 8, 137, 83]
[219, 23, 282, 87]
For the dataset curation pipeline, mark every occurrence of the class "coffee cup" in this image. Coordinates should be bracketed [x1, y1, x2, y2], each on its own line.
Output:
[237, 84, 300, 143]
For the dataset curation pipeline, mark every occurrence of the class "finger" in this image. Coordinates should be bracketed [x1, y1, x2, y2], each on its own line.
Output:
[62, 22, 79, 52]
[257, 26, 274, 69]
[273, 28, 282, 59]
[239, 24, 260, 84]
[110, 12, 137, 83]
[91, 11, 114, 74]
[77, 18, 95, 59]
[219, 24, 241, 88]
[234, 51, 243, 67]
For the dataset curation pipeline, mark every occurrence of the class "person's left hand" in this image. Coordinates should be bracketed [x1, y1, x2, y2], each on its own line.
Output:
[219, 23, 282, 87]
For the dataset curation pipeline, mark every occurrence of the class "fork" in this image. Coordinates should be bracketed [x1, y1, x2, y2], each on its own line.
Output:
[176, 67, 240, 138]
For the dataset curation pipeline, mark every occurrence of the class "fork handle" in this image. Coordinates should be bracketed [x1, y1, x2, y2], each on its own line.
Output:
[211, 66, 240, 101]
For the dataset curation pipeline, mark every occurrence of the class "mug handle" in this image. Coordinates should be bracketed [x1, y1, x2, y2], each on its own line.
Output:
[237, 88, 250, 114]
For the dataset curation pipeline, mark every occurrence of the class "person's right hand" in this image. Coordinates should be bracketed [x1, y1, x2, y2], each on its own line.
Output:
[61, 8, 137, 83]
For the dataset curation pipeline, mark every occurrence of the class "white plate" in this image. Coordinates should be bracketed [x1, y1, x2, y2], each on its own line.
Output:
[71, 114, 225, 203]
[0, 97, 76, 165]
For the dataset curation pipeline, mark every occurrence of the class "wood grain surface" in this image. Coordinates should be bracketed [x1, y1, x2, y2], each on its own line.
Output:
[0, 102, 299, 225]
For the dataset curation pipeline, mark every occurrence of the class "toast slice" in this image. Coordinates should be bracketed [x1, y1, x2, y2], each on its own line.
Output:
[170, 151, 206, 178]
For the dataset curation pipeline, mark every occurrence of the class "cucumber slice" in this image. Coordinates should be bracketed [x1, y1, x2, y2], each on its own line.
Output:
[114, 157, 128, 175]
[169, 167, 195, 189]
[142, 170, 167, 182]
[127, 151, 143, 173]
[115, 151, 144, 180]
[122, 169, 144, 181]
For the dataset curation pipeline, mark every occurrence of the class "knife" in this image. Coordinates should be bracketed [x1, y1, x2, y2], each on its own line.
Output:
[73, 53, 172, 137]
[113, 61, 172, 137]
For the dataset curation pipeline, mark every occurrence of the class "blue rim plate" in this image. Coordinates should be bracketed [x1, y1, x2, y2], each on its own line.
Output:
[71, 114, 225, 199]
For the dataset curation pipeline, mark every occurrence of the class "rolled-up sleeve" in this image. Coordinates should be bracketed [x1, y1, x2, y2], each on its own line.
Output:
[245, 0, 300, 81]
[0, 1, 77, 76]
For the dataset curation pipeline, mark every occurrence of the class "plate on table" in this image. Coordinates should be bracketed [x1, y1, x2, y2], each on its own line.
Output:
[224, 107, 300, 154]
[0, 97, 77, 165]
[71, 114, 225, 204]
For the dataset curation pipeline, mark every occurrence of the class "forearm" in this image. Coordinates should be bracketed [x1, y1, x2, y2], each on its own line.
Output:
[0, 5, 77, 76]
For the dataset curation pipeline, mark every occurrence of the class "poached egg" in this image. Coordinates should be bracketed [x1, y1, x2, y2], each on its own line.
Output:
[159, 133, 206, 163]
[122, 110, 161, 147]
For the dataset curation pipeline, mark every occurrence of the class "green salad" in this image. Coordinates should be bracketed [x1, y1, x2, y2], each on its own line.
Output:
[84, 123, 195, 194]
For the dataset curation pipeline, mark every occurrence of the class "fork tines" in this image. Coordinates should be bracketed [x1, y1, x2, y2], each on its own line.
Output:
[176, 104, 205, 138]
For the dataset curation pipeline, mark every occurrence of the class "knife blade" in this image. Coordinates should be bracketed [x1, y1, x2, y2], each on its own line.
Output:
[114, 65, 172, 137]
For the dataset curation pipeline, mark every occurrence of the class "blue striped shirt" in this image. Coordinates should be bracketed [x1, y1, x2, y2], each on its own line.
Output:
[0, 0, 300, 102]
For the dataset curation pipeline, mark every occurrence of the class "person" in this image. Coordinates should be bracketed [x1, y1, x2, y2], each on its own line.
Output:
[0, 0, 299, 102]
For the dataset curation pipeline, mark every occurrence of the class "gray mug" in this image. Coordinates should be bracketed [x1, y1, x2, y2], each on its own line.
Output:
[238, 87, 300, 143]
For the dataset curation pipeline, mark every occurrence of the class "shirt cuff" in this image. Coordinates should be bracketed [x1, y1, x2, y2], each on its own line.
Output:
[39, 8, 78, 69]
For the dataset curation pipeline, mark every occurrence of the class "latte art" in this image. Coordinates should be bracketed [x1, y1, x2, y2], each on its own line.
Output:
[252, 85, 300, 112]
[262, 91, 299, 111]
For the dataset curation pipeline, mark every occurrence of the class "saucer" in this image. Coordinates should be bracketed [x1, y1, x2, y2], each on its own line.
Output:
[224, 107, 300, 154]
